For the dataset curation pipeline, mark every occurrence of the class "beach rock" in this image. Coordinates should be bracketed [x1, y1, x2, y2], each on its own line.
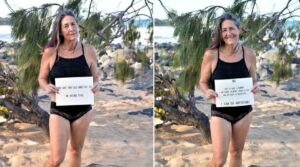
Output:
[0, 40, 8, 49]
[99, 64, 115, 79]
[131, 62, 144, 77]
[296, 50, 300, 58]
[98, 54, 111, 64]
[291, 63, 300, 75]
[257, 58, 273, 80]
[260, 48, 279, 62]
[110, 49, 135, 64]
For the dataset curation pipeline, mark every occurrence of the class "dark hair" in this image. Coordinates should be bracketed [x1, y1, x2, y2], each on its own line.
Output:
[45, 9, 77, 49]
[208, 13, 240, 50]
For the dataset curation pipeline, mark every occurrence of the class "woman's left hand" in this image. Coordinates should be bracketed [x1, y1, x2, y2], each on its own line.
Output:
[91, 82, 99, 94]
[251, 84, 259, 94]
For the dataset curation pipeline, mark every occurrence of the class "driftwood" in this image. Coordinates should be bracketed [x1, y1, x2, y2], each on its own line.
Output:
[155, 74, 211, 144]
[0, 64, 49, 137]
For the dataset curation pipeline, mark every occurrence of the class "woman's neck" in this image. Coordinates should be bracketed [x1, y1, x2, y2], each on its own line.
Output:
[61, 40, 78, 51]
[222, 42, 240, 55]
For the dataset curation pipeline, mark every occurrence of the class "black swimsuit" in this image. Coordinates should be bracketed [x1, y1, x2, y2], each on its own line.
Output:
[49, 43, 92, 122]
[209, 46, 252, 124]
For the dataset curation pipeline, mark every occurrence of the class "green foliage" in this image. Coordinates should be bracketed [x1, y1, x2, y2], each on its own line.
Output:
[154, 106, 167, 118]
[154, 78, 176, 118]
[114, 60, 134, 83]
[10, 7, 52, 95]
[271, 61, 292, 85]
[172, 12, 213, 94]
[135, 50, 147, 68]
[80, 13, 113, 49]
[0, 64, 16, 118]
[270, 47, 293, 84]
[65, 0, 82, 17]
[122, 20, 140, 47]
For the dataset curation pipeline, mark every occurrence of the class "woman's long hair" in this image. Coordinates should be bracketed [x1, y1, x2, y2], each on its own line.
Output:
[208, 13, 240, 50]
[44, 9, 77, 49]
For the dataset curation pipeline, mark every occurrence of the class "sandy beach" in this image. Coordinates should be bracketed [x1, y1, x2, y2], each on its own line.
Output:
[155, 78, 300, 167]
[0, 77, 153, 167]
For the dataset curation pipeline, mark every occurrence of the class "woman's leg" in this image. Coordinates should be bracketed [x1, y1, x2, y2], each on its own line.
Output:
[207, 116, 232, 167]
[229, 112, 252, 167]
[44, 114, 70, 167]
[67, 111, 93, 167]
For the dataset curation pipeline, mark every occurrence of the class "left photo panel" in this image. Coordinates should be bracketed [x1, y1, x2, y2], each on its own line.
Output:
[0, 0, 153, 166]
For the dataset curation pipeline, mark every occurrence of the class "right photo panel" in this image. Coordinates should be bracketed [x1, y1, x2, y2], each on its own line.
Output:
[154, 0, 300, 166]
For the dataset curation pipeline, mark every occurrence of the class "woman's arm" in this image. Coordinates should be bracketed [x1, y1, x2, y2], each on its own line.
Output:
[248, 48, 258, 93]
[199, 50, 218, 100]
[85, 44, 99, 93]
[38, 48, 58, 93]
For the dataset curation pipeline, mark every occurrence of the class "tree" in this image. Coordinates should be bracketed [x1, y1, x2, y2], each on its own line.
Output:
[122, 20, 141, 48]
[0, 0, 153, 136]
[156, 0, 300, 143]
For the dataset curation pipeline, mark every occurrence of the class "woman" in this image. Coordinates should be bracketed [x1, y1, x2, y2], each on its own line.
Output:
[38, 9, 98, 167]
[199, 13, 258, 167]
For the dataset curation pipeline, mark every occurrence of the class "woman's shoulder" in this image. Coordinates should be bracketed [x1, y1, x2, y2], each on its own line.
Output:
[243, 46, 256, 56]
[43, 47, 56, 58]
[242, 46, 256, 63]
[82, 43, 96, 52]
[203, 49, 218, 61]
[82, 43, 97, 61]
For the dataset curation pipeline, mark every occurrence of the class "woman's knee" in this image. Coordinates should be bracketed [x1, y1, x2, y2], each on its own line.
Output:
[49, 155, 65, 167]
[213, 156, 227, 167]
[68, 145, 83, 157]
[229, 148, 243, 158]
[214, 158, 226, 167]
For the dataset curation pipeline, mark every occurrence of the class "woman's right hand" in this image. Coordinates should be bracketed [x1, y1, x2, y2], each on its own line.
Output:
[45, 84, 59, 94]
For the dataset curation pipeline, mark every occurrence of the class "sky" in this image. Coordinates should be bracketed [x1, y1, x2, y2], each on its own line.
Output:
[0, 0, 299, 19]
[0, 0, 149, 17]
[154, 0, 300, 19]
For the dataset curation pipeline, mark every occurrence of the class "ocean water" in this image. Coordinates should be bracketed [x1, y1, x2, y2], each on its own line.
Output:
[0, 25, 12, 42]
[154, 26, 176, 44]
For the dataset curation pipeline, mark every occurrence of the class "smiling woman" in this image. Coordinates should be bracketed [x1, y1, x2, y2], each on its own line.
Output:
[199, 13, 257, 167]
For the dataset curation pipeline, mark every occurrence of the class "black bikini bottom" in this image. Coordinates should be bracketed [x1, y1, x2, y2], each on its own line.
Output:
[211, 104, 252, 124]
[50, 102, 92, 122]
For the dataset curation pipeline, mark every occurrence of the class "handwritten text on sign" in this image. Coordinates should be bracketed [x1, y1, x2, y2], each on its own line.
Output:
[215, 77, 254, 107]
[55, 77, 94, 106]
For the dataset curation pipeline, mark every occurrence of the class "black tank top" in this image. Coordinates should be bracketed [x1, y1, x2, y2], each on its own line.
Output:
[49, 43, 92, 84]
[209, 46, 250, 90]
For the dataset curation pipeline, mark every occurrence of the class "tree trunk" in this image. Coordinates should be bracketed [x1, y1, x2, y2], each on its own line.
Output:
[0, 99, 50, 137]
[155, 75, 211, 144]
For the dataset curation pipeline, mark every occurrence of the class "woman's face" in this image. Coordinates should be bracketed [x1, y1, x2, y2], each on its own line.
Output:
[221, 19, 240, 46]
[60, 15, 79, 41]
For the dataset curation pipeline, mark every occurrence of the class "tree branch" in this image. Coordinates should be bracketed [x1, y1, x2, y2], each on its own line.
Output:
[87, 0, 93, 20]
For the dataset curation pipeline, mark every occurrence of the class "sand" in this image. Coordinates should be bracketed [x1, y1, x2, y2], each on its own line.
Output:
[155, 78, 300, 167]
[0, 78, 153, 167]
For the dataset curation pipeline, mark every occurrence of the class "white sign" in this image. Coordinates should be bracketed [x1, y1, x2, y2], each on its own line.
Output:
[215, 77, 254, 107]
[55, 77, 94, 106]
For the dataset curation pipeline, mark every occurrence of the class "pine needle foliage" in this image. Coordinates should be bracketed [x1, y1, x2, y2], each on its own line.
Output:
[123, 20, 141, 48]
[10, 6, 52, 95]
[114, 60, 134, 83]
[80, 13, 113, 49]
